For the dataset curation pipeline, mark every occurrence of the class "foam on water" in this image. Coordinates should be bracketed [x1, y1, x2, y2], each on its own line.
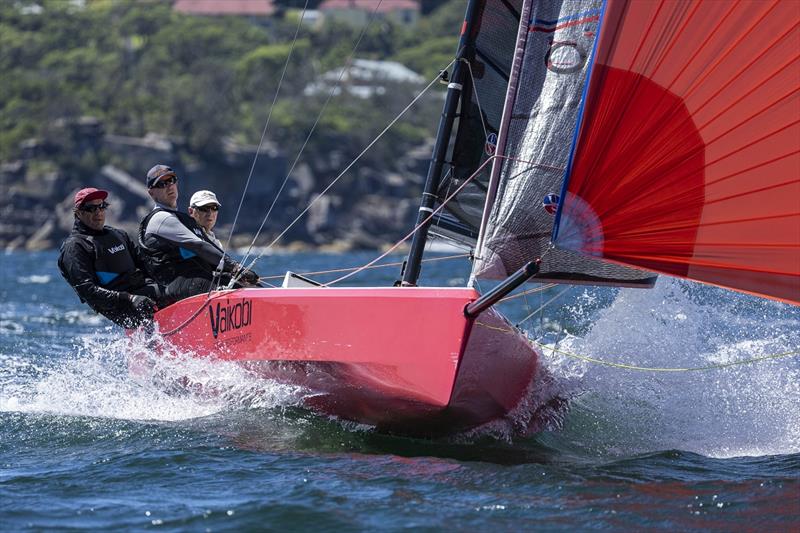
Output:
[17, 274, 52, 284]
[0, 330, 305, 423]
[2, 264, 796, 455]
[534, 277, 800, 458]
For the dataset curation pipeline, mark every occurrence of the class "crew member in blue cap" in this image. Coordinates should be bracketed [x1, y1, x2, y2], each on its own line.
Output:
[58, 188, 164, 328]
[138, 165, 258, 302]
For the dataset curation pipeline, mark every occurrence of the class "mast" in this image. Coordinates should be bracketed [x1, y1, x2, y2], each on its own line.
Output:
[400, 0, 484, 286]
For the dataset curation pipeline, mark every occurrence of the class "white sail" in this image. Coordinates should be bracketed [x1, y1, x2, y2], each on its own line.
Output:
[472, 0, 655, 287]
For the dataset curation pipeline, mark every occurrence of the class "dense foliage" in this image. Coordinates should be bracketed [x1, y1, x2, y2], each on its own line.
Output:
[0, 0, 465, 169]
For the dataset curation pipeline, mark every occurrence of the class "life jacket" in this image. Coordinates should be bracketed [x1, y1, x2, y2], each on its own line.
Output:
[58, 224, 145, 294]
[138, 207, 218, 284]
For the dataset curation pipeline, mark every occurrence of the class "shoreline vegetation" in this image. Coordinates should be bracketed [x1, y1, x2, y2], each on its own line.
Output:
[1, 0, 462, 252]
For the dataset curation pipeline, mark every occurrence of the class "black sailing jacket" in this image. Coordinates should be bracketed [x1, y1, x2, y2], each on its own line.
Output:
[138, 206, 238, 285]
[58, 219, 157, 326]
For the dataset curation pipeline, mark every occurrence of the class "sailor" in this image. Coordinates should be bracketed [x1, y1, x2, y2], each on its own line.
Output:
[138, 165, 259, 302]
[188, 190, 223, 250]
[58, 188, 165, 328]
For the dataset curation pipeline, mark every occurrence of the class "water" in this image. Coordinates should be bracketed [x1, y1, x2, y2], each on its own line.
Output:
[2, 250, 799, 530]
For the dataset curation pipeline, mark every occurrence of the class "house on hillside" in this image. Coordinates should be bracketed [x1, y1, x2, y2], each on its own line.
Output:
[304, 58, 424, 98]
[173, 0, 276, 17]
[319, 0, 420, 27]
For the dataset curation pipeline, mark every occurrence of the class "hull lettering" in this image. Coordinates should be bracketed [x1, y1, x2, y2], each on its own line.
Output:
[208, 299, 252, 338]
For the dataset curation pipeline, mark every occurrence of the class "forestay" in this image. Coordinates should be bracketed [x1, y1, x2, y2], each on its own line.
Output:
[471, 0, 655, 287]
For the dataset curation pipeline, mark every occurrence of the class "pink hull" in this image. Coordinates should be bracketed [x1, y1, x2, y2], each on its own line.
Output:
[151, 287, 539, 436]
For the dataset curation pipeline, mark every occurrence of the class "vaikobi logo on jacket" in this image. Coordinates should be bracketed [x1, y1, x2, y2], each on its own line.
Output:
[208, 299, 252, 338]
[107, 244, 125, 254]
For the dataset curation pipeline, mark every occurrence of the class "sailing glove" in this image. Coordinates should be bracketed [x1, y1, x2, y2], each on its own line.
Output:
[129, 294, 157, 315]
[241, 269, 259, 284]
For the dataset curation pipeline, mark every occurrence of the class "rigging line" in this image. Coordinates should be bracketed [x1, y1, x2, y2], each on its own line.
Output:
[232, 58, 458, 282]
[522, 289, 532, 335]
[159, 290, 237, 337]
[316, 152, 547, 287]
[223, 0, 310, 255]
[321, 153, 503, 286]
[257, 253, 470, 281]
[429, 234, 475, 254]
[498, 283, 557, 303]
[463, 59, 490, 141]
[515, 285, 572, 328]
[263, 61, 453, 251]
[474, 276, 484, 297]
[539, 281, 544, 334]
[237, 0, 385, 271]
[534, 342, 800, 372]
[424, 167, 453, 256]
[429, 167, 454, 238]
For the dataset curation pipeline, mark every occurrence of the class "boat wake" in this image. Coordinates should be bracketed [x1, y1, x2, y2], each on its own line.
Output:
[529, 277, 800, 458]
[2, 276, 796, 456]
[0, 330, 305, 423]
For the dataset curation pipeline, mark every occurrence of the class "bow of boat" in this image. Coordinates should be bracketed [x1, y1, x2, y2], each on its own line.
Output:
[148, 286, 539, 435]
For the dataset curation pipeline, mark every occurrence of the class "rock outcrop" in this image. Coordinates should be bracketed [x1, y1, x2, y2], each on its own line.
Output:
[1, 117, 427, 252]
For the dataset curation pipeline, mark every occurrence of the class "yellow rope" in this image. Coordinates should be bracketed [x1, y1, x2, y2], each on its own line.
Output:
[495, 284, 800, 372]
[474, 321, 515, 334]
[532, 340, 800, 372]
[498, 283, 557, 303]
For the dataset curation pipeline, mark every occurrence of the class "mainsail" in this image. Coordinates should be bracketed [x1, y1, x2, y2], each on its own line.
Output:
[553, 0, 800, 304]
[431, 0, 524, 246]
[470, 0, 656, 286]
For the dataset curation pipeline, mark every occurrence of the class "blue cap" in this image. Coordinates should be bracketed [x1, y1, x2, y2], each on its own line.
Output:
[146, 164, 176, 188]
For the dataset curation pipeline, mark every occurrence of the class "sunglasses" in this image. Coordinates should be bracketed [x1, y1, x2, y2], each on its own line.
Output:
[193, 205, 219, 213]
[79, 202, 109, 213]
[150, 176, 178, 189]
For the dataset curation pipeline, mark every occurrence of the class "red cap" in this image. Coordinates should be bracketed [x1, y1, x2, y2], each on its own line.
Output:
[73, 188, 108, 208]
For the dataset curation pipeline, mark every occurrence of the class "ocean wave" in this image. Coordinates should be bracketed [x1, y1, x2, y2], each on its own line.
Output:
[532, 277, 800, 458]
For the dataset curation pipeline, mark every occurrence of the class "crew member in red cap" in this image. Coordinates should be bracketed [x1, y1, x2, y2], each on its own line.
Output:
[138, 165, 259, 301]
[58, 188, 166, 328]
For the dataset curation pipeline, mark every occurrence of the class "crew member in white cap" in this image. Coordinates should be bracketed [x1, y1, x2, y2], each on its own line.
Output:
[188, 190, 223, 250]
[138, 164, 259, 301]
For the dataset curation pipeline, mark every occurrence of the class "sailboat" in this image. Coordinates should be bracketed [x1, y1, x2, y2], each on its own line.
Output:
[147, 0, 800, 436]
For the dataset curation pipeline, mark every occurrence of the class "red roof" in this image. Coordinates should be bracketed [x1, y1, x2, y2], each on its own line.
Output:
[319, 0, 419, 13]
[174, 0, 275, 16]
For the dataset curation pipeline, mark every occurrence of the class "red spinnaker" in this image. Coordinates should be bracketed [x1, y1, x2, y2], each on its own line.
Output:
[555, 0, 800, 304]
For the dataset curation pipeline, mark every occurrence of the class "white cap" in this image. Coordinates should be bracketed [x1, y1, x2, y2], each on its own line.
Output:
[189, 190, 221, 207]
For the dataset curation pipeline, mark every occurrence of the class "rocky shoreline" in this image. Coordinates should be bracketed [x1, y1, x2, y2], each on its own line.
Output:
[1, 117, 430, 253]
